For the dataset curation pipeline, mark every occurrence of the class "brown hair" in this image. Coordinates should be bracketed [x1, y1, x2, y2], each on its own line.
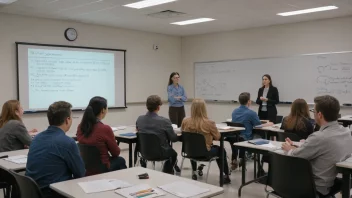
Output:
[146, 95, 162, 112]
[284, 99, 311, 131]
[314, 95, 340, 122]
[239, 92, 250, 105]
[0, 100, 22, 128]
[47, 101, 72, 126]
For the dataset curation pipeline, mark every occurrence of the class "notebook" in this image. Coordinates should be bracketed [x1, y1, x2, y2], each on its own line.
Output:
[158, 181, 210, 198]
[115, 184, 165, 198]
[78, 179, 132, 194]
[3, 155, 27, 164]
[120, 133, 136, 137]
[248, 139, 270, 145]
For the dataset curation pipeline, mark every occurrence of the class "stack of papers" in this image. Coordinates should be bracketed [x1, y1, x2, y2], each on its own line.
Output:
[3, 155, 27, 164]
[259, 143, 281, 150]
[216, 124, 231, 130]
[115, 184, 165, 198]
[158, 181, 209, 198]
[78, 179, 132, 194]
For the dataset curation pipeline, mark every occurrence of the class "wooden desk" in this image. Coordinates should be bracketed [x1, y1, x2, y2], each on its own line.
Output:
[336, 157, 352, 198]
[50, 167, 224, 198]
[338, 115, 352, 127]
[0, 149, 29, 172]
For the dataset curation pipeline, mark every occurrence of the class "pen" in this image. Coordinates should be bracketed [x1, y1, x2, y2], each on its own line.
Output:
[0, 155, 8, 159]
[130, 188, 152, 196]
[137, 192, 155, 198]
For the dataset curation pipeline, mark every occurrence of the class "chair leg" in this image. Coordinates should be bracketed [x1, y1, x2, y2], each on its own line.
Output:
[161, 161, 165, 171]
[205, 160, 213, 183]
[152, 162, 156, 170]
[179, 157, 185, 176]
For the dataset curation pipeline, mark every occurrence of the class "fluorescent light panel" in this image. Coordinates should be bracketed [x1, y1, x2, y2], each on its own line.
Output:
[277, 6, 338, 16]
[124, 0, 177, 9]
[171, 18, 215, 25]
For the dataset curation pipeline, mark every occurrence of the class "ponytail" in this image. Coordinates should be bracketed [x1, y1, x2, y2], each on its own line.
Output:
[80, 106, 98, 137]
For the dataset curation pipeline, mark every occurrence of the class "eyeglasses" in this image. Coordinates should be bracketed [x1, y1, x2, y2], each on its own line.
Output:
[309, 109, 316, 113]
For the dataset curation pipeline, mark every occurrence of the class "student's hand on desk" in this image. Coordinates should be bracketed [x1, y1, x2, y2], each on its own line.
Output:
[260, 97, 268, 101]
[29, 129, 38, 133]
[281, 142, 295, 152]
[285, 138, 293, 145]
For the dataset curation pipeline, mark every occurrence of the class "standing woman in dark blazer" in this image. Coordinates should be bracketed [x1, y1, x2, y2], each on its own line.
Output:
[167, 72, 187, 127]
[256, 74, 279, 123]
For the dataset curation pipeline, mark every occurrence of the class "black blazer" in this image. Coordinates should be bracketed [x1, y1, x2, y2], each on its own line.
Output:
[256, 86, 279, 121]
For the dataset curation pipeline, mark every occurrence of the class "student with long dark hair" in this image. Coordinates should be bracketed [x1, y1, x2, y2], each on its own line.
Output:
[256, 74, 280, 123]
[167, 72, 187, 127]
[281, 98, 314, 140]
[77, 96, 126, 175]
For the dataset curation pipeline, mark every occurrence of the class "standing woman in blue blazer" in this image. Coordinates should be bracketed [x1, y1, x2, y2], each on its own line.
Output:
[256, 74, 279, 123]
[167, 72, 187, 127]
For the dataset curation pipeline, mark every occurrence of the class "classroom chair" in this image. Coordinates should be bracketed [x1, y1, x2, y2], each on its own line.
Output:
[180, 132, 218, 182]
[265, 152, 341, 198]
[277, 132, 301, 142]
[136, 133, 174, 172]
[0, 167, 17, 198]
[78, 143, 108, 176]
[9, 170, 43, 198]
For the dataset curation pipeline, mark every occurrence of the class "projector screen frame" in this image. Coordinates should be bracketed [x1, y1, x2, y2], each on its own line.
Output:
[16, 42, 127, 113]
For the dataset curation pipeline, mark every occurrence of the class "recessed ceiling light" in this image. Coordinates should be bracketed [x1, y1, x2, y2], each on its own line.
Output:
[0, 0, 17, 4]
[277, 6, 338, 16]
[171, 18, 215, 25]
[124, 0, 177, 9]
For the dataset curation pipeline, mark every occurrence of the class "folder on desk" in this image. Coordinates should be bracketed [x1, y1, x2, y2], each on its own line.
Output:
[248, 139, 270, 145]
[120, 133, 136, 137]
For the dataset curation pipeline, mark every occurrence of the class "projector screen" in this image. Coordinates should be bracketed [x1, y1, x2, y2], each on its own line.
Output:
[16, 42, 126, 111]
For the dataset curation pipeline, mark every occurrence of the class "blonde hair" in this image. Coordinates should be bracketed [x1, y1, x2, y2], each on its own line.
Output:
[189, 98, 210, 133]
[0, 100, 22, 128]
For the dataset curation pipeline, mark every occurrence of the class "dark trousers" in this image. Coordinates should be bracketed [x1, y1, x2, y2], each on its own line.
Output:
[169, 106, 185, 127]
[190, 145, 229, 175]
[139, 148, 177, 175]
[226, 136, 245, 161]
[109, 156, 127, 171]
[258, 110, 269, 120]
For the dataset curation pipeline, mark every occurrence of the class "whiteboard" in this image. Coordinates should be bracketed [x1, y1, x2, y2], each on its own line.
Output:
[195, 52, 352, 103]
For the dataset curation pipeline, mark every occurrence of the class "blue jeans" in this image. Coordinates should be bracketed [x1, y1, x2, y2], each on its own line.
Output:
[109, 156, 127, 171]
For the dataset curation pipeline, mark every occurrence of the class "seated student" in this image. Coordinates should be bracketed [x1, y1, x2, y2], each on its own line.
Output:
[0, 100, 37, 152]
[26, 101, 85, 198]
[181, 98, 231, 184]
[280, 98, 314, 140]
[282, 95, 352, 197]
[228, 92, 273, 170]
[77, 96, 126, 175]
[136, 95, 179, 174]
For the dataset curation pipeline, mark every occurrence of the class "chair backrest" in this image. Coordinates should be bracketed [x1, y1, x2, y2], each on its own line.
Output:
[78, 143, 108, 175]
[137, 133, 164, 161]
[10, 170, 43, 198]
[181, 132, 210, 158]
[275, 115, 284, 124]
[267, 152, 317, 198]
[278, 132, 301, 142]
[225, 122, 245, 128]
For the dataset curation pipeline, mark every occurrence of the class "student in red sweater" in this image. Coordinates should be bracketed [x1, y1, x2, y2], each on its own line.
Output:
[77, 96, 126, 175]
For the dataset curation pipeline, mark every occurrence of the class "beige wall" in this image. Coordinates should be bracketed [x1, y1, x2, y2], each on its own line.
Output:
[181, 16, 352, 121]
[0, 13, 182, 136]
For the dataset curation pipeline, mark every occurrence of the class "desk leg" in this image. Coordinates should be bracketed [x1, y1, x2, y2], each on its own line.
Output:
[241, 154, 246, 185]
[129, 142, 133, 168]
[253, 153, 257, 179]
[342, 172, 351, 198]
[220, 136, 224, 187]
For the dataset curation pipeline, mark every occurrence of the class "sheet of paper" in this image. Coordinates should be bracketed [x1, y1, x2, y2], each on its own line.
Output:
[158, 181, 209, 198]
[3, 155, 27, 164]
[111, 127, 119, 131]
[172, 124, 178, 129]
[115, 184, 165, 198]
[216, 124, 231, 130]
[78, 179, 132, 194]
[259, 143, 281, 150]
[117, 126, 127, 130]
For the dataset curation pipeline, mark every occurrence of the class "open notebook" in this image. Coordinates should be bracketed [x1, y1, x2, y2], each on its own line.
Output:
[158, 181, 210, 198]
[115, 184, 165, 198]
[78, 179, 132, 194]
